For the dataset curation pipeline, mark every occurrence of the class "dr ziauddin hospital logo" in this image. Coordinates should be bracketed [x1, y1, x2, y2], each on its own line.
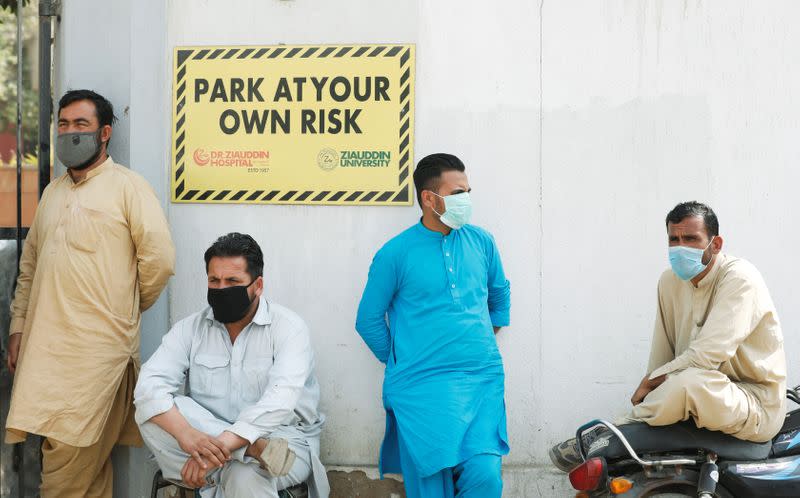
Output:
[193, 148, 210, 166]
[193, 148, 270, 167]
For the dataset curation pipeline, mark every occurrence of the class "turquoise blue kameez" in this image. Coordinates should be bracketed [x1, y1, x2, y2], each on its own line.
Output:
[356, 222, 511, 496]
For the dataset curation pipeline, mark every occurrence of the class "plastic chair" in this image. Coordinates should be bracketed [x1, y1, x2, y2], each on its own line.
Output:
[150, 468, 309, 498]
[150, 469, 198, 498]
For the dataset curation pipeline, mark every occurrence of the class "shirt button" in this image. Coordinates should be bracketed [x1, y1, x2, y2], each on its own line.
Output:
[445, 252, 450, 257]
[449, 268, 453, 272]
[451, 284, 456, 289]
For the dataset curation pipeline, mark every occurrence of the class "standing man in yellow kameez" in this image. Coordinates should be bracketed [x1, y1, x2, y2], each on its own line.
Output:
[4, 89, 175, 497]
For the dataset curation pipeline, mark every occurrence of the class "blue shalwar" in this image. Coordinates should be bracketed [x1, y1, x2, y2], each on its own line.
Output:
[356, 222, 511, 498]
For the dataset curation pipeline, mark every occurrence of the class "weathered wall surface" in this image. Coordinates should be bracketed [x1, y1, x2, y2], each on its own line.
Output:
[33, 1, 800, 496]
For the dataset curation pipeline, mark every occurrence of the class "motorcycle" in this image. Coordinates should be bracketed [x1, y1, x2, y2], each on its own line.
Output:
[566, 385, 800, 497]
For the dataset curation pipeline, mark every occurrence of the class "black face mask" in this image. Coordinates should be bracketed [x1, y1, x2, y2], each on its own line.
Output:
[207, 280, 256, 324]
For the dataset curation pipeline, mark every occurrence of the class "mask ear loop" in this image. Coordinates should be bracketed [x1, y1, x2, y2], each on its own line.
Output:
[427, 191, 446, 217]
[702, 236, 716, 265]
[244, 278, 259, 307]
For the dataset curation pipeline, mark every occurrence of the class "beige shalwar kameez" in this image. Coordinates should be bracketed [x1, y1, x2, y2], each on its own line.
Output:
[629, 253, 786, 442]
[5, 157, 175, 497]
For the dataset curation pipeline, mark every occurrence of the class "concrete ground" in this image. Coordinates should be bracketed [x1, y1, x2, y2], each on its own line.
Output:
[325, 465, 574, 498]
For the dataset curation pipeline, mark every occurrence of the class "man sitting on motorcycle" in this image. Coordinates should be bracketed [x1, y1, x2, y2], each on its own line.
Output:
[550, 201, 787, 472]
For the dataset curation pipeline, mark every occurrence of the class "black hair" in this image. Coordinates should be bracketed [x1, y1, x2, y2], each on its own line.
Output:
[58, 89, 118, 129]
[412, 153, 466, 205]
[204, 232, 264, 280]
[665, 201, 719, 238]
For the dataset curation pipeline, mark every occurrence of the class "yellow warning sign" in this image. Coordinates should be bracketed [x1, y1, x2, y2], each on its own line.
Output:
[170, 44, 415, 205]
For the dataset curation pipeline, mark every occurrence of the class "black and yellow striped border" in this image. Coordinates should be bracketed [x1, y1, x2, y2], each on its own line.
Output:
[171, 44, 415, 205]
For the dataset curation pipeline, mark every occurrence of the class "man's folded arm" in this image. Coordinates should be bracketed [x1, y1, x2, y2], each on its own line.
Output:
[649, 273, 758, 379]
[230, 323, 313, 443]
[355, 249, 397, 363]
[9, 191, 47, 336]
[646, 284, 677, 376]
[486, 235, 511, 328]
[133, 321, 192, 425]
[126, 176, 175, 312]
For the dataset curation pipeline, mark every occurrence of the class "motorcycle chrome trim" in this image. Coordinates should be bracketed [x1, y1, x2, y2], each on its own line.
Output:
[576, 419, 699, 468]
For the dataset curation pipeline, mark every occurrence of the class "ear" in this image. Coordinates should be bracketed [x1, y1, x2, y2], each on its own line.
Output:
[100, 125, 113, 145]
[711, 235, 724, 253]
[254, 276, 265, 297]
[420, 190, 436, 210]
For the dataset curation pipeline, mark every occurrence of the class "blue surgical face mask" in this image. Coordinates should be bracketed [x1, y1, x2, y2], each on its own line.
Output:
[431, 191, 472, 230]
[668, 236, 716, 281]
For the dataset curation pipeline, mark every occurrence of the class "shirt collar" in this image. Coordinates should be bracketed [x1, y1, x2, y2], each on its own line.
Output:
[252, 296, 272, 325]
[696, 252, 726, 289]
[203, 295, 272, 326]
[71, 155, 113, 185]
[414, 219, 447, 238]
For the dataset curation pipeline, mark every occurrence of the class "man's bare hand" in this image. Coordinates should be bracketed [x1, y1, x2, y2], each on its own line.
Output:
[6, 333, 21, 374]
[181, 457, 210, 488]
[175, 427, 230, 469]
[631, 374, 667, 406]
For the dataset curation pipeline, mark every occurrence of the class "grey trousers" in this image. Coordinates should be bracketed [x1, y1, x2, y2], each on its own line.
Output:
[139, 396, 311, 498]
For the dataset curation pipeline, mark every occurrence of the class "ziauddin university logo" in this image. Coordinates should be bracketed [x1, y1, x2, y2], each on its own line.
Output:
[317, 148, 340, 171]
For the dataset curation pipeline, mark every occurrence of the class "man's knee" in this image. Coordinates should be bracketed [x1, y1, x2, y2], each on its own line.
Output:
[137, 420, 162, 444]
[137, 419, 181, 459]
[456, 454, 503, 496]
[657, 367, 720, 397]
[222, 461, 275, 498]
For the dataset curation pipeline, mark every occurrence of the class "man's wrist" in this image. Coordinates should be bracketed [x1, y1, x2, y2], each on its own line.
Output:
[219, 430, 249, 452]
[177, 420, 198, 439]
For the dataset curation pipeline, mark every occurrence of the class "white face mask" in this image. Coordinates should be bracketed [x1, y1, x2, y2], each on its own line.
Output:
[430, 191, 473, 229]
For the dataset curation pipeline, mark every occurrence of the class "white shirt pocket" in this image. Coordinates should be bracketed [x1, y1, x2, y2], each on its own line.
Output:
[190, 353, 230, 400]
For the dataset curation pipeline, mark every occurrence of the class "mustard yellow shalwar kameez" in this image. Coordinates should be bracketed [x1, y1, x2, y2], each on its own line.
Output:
[630, 253, 787, 442]
[6, 157, 175, 497]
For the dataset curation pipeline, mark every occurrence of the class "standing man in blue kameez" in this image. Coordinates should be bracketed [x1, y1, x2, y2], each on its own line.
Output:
[356, 153, 512, 498]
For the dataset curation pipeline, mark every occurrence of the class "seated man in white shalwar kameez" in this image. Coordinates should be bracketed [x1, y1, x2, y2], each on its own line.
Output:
[134, 232, 329, 497]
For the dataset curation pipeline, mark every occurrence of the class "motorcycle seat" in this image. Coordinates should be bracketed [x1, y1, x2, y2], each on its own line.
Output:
[589, 421, 772, 461]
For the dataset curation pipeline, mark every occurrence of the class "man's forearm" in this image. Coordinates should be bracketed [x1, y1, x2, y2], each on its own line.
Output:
[355, 321, 391, 363]
[149, 406, 193, 439]
[151, 406, 250, 454]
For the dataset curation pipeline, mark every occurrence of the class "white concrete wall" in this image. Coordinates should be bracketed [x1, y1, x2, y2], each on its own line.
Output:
[49, 1, 800, 496]
[540, 0, 800, 452]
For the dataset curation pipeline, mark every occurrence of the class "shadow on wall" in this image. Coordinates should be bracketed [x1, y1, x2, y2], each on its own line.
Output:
[0, 240, 42, 497]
